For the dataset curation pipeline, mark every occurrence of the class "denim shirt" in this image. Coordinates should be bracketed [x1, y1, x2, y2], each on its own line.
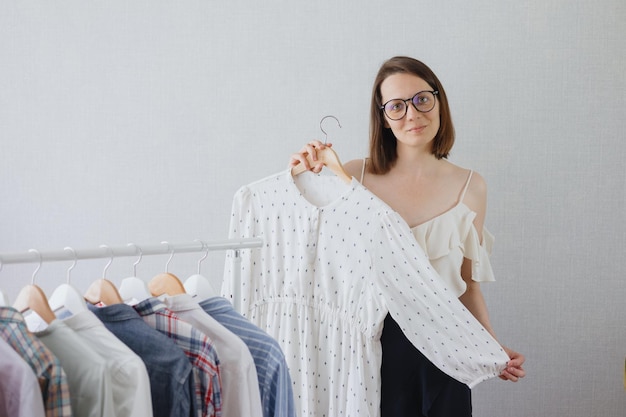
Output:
[88, 303, 195, 417]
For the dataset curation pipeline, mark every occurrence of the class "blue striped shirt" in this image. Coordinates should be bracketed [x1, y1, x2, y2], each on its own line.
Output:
[199, 297, 296, 417]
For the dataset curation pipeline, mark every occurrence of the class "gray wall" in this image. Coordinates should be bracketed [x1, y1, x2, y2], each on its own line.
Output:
[1, 1, 625, 415]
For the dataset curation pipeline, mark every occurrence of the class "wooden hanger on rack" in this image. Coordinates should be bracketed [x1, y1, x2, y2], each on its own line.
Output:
[84, 245, 123, 306]
[13, 285, 56, 324]
[12, 249, 56, 324]
[148, 242, 186, 297]
[84, 279, 123, 306]
[291, 115, 352, 184]
[149, 273, 185, 297]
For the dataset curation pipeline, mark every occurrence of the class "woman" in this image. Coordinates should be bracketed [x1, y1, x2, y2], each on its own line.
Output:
[289, 56, 525, 416]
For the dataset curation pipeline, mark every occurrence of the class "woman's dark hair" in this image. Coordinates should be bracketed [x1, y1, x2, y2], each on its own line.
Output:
[369, 56, 455, 174]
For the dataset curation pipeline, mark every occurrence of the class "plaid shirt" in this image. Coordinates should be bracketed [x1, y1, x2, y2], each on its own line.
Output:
[0, 307, 73, 417]
[134, 297, 222, 417]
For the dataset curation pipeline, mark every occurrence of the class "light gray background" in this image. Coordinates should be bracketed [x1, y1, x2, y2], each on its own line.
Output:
[1, 1, 624, 416]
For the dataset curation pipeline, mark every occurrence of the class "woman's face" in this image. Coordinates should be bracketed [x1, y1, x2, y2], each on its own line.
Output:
[379, 72, 440, 152]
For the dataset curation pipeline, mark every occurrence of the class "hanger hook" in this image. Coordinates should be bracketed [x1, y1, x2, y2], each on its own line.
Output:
[320, 115, 341, 144]
[161, 241, 174, 273]
[127, 243, 143, 276]
[63, 246, 78, 284]
[28, 249, 42, 285]
[194, 239, 209, 275]
[99, 245, 114, 278]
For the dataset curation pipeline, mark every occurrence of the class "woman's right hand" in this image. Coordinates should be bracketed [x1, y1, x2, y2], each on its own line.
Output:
[288, 140, 332, 174]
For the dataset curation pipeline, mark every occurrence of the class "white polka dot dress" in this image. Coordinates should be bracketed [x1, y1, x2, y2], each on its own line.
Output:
[222, 169, 509, 417]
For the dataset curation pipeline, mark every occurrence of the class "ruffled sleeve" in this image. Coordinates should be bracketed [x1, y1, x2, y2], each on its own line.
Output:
[411, 203, 495, 296]
[464, 222, 496, 284]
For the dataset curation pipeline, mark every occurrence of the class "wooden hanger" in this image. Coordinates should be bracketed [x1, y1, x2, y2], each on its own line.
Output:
[291, 115, 352, 184]
[84, 245, 123, 306]
[149, 272, 186, 297]
[13, 285, 56, 324]
[148, 242, 186, 297]
[12, 250, 56, 324]
[291, 147, 352, 184]
[84, 279, 123, 306]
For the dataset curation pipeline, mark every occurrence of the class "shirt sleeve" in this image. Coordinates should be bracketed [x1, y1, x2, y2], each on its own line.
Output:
[369, 208, 509, 388]
[221, 185, 257, 315]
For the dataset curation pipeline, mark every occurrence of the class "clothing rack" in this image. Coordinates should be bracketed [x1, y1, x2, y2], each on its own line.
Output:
[0, 238, 263, 265]
[0, 238, 262, 306]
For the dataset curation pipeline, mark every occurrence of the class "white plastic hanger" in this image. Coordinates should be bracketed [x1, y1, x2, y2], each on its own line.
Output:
[184, 239, 220, 301]
[84, 245, 123, 306]
[291, 115, 352, 184]
[48, 247, 88, 317]
[148, 241, 186, 297]
[118, 243, 152, 305]
[12, 249, 56, 324]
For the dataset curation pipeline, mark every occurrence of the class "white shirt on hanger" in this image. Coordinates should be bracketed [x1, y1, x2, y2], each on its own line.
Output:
[35, 319, 117, 417]
[63, 309, 154, 417]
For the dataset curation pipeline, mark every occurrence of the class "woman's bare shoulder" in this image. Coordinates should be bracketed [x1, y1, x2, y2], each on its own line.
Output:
[462, 170, 488, 216]
[445, 162, 487, 206]
[468, 170, 487, 199]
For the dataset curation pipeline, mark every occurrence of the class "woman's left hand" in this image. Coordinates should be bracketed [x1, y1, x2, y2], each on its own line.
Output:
[499, 346, 526, 382]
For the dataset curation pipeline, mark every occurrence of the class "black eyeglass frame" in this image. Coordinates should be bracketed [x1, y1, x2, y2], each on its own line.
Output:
[379, 90, 439, 120]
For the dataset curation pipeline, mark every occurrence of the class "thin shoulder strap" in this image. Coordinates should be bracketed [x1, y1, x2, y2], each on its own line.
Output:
[459, 170, 474, 203]
[360, 158, 367, 184]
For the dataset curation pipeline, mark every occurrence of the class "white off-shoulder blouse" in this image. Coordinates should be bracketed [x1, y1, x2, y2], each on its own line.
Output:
[362, 161, 495, 297]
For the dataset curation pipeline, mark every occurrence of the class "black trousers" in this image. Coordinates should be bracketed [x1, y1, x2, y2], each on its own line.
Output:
[380, 314, 472, 417]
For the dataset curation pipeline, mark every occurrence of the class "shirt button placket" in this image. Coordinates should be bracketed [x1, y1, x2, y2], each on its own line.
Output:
[306, 208, 320, 264]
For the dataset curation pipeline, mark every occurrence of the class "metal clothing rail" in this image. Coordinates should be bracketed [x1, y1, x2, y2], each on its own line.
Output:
[0, 238, 263, 265]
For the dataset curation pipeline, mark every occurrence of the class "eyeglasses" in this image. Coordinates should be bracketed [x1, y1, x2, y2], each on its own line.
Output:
[380, 90, 439, 120]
